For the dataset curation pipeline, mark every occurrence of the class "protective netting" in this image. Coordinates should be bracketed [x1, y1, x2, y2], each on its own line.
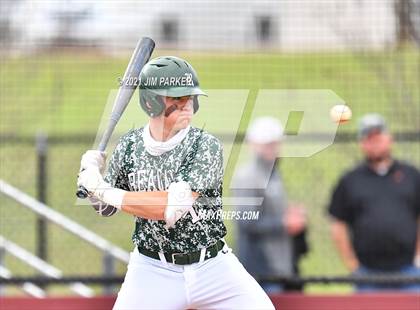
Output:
[0, 0, 419, 295]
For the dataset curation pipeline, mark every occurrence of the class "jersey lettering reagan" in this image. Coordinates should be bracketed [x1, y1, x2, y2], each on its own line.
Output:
[103, 127, 227, 253]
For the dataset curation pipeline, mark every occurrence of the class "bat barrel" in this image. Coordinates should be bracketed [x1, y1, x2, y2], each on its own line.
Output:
[76, 37, 155, 199]
[119, 37, 155, 90]
[97, 38, 155, 151]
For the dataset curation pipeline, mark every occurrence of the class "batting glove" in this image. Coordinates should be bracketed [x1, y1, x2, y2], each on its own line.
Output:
[77, 167, 108, 195]
[77, 167, 125, 209]
[164, 181, 195, 229]
[80, 150, 107, 174]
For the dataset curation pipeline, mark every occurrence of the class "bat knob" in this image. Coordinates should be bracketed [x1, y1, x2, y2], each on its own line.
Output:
[76, 186, 89, 199]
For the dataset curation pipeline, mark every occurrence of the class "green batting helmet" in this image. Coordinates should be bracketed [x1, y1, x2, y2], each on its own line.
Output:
[139, 56, 206, 117]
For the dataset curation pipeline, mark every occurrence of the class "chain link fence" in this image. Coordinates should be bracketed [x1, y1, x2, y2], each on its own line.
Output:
[0, 0, 419, 295]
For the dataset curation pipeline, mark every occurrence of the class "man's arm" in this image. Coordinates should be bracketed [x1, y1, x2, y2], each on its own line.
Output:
[78, 166, 167, 219]
[327, 175, 359, 271]
[120, 191, 167, 219]
[121, 190, 199, 220]
[415, 217, 420, 267]
[78, 167, 198, 227]
[330, 219, 359, 272]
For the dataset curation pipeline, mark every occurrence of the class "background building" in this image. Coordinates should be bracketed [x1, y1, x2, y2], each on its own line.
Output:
[1, 0, 410, 52]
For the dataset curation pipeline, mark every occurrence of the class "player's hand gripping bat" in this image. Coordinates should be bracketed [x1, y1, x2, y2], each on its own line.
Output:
[76, 37, 155, 199]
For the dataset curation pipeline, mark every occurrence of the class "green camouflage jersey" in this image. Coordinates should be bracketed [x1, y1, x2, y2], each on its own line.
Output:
[101, 126, 227, 253]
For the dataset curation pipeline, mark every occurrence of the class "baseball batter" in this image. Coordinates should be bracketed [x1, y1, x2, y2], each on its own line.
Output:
[77, 56, 274, 309]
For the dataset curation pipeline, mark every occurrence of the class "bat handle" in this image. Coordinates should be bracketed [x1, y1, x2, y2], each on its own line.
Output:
[76, 185, 89, 199]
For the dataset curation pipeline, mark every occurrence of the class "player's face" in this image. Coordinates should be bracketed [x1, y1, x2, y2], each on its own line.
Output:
[163, 96, 194, 131]
[360, 131, 392, 161]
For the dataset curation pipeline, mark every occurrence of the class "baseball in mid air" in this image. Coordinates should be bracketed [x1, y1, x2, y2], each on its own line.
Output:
[330, 104, 352, 123]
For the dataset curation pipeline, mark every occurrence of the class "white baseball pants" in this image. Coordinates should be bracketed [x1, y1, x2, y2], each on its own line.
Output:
[113, 244, 275, 310]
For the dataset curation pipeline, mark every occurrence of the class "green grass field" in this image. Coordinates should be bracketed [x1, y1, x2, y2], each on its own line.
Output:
[0, 48, 419, 294]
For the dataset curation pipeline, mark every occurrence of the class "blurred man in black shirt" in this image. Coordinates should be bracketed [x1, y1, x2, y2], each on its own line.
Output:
[328, 113, 420, 292]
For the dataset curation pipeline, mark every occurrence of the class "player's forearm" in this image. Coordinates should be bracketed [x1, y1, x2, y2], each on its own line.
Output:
[120, 190, 199, 220]
[120, 191, 168, 220]
[331, 220, 359, 271]
[77, 168, 199, 222]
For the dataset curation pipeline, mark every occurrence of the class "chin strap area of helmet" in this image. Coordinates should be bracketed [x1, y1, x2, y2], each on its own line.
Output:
[164, 104, 178, 117]
[163, 96, 200, 118]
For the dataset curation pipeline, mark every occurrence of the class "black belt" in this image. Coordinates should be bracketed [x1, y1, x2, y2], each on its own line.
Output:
[138, 240, 225, 265]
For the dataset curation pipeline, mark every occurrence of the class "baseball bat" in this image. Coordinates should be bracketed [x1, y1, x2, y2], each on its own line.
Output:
[76, 37, 155, 199]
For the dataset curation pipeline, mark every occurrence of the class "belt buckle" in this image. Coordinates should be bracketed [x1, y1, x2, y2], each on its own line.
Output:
[171, 252, 183, 264]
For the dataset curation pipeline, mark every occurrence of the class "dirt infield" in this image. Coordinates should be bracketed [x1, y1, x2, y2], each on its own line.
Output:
[1, 294, 419, 310]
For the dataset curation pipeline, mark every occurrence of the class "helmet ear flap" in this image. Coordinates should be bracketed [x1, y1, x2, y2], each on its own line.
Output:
[140, 90, 165, 117]
[193, 96, 199, 113]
